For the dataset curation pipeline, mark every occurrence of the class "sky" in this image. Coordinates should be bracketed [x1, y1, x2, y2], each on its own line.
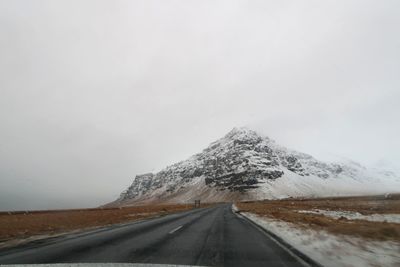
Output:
[0, 0, 399, 211]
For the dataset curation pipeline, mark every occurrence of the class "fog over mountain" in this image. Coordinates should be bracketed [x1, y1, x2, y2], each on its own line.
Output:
[0, 1, 399, 210]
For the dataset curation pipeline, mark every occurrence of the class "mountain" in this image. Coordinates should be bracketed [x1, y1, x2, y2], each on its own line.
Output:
[108, 127, 400, 206]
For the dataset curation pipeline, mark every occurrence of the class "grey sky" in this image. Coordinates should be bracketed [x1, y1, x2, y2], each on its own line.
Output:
[0, 0, 399, 210]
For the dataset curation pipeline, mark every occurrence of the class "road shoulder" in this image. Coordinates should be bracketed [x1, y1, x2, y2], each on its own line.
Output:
[232, 205, 321, 267]
[233, 205, 400, 267]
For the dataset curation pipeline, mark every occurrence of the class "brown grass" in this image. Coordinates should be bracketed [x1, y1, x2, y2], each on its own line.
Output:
[236, 194, 400, 242]
[0, 203, 202, 243]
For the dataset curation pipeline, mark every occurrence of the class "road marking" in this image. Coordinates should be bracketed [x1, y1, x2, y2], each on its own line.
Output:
[233, 210, 318, 267]
[168, 225, 183, 234]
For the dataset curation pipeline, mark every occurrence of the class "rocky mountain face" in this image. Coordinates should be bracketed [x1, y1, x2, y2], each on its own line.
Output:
[109, 128, 400, 206]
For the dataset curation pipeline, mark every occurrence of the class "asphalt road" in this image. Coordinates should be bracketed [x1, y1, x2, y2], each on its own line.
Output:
[0, 204, 308, 267]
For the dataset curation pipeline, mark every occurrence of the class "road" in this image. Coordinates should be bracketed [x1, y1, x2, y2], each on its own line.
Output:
[0, 204, 308, 266]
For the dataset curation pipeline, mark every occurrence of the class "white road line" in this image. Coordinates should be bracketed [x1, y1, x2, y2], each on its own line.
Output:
[233, 210, 316, 267]
[168, 225, 183, 234]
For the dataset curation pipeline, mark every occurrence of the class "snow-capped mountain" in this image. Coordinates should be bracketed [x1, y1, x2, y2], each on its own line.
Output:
[109, 127, 400, 206]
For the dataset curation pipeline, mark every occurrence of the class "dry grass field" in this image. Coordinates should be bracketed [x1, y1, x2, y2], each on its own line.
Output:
[236, 194, 400, 242]
[0, 203, 200, 243]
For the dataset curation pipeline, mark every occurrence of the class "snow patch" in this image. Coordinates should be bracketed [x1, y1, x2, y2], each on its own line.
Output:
[242, 212, 400, 267]
[297, 210, 400, 224]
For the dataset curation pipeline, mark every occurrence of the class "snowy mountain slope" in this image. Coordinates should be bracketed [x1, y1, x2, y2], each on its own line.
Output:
[109, 127, 400, 206]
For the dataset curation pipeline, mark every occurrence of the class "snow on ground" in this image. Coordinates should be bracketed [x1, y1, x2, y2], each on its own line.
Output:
[297, 209, 400, 224]
[241, 212, 400, 267]
[232, 204, 239, 213]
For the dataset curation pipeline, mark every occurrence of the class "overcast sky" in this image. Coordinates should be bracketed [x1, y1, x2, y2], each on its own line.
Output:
[0, 0, 399, 210]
